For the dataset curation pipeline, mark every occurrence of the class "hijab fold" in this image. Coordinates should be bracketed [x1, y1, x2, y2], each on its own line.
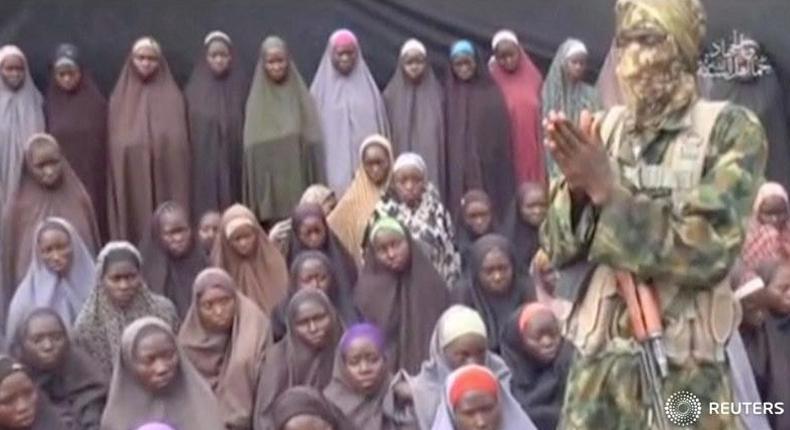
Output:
[244, 36, 324, 222]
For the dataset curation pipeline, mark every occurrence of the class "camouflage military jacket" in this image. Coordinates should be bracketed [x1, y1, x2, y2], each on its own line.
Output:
[542, 101, 766, 290]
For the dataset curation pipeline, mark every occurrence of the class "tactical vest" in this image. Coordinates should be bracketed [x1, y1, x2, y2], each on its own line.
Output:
[563, 100, 742, 366]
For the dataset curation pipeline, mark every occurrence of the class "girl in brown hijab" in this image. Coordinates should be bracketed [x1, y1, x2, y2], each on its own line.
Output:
[383, 39, 445, 193]
[185, 31, 249, 218]
[211, 204, 289, 315]
[354, 217, 450, 374]
[271, 251, 360, 341]
[44, 43, 108, 240]
[0, 355, 67, 430]
[325, 323, 415, 430]
[107, 36, 190, 243]
[1, 133, 100, 306]
[179, 268, 270, 430]
[328, 134, 393, 265]
[139, 201, 208, 319]
[271, 386, 356, 430]
[244, 36, 324, 223]
[286, 202, 358, 290]
[253, 289, 343, 430]
[101, 316, 224, 430]
[11, 308, 107, 430]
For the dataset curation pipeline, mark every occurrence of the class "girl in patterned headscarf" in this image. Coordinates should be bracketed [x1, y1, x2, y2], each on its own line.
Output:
[373, 153, 461, 286]
[72, 242, 178, 380]
[541, 39, 600, 178]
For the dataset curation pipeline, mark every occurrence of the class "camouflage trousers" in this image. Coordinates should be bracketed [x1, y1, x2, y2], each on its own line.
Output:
[559, 348, 739, 430]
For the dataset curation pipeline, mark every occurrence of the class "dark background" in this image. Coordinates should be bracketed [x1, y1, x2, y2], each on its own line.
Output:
[1, 0, 788, 103]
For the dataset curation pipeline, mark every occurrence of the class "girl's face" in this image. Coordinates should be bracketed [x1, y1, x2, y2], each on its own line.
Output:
[477, 248, 513, 294]
[229, 224, 257, 258]
[292, 300, 333, 350]
[371, 231, 410, 273]
[463, 200, 492, 237]
[758, 196, 789, 230]
[342, 337, 385, 394]
[198, 212, 221, 252]
[402, 50, 427, 83]
[206, 40, 232, 78]
[521, 310, 561, 364]
[198, 286, 236, 333]
[132, 329, 179, 393]
[331, 44, 357, 76]
[296, 216, 327, 250]
[0, 371, 37, 429]
[453, 390, 502, 430]
[362, 144, 391, 186]
[393, 166, 426, 208]
[132, 46, 160, 81]
[452, 55, 476, 82]
[494, 40, 520, 74]
[1, 55, 25, 91]
[53, 63, 81, 92]
[37, 226, 72, 276]
[27, 143, 64, 189]
[158, 209, 192, 258]
[565, 52, 588, 82]
[443, 333, 487, 370]
[103, 259, 143, 309]
[264, 46, 289, 84]
[295, 258, 332, 293]
[519, 187, 548, 227]
[22, 313, 68, 372]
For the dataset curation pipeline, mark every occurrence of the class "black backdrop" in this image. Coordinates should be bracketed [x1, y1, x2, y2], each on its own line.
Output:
[1, 0, 789, 110]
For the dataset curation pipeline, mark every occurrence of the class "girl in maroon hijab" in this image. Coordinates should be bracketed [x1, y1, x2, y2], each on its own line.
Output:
[45, 43, 108, 240]
[489, 30, 545, 185]
[107, 36, 190, 243]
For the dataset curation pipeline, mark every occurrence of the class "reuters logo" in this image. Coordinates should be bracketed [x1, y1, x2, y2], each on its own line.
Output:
[665, 390, 702, 426]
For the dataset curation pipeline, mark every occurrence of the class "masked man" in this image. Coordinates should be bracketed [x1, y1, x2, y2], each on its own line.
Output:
[542, 0, 767, 428]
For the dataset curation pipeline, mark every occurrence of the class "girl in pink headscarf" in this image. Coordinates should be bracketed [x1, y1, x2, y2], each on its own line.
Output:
[741, 182, 790, 272]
